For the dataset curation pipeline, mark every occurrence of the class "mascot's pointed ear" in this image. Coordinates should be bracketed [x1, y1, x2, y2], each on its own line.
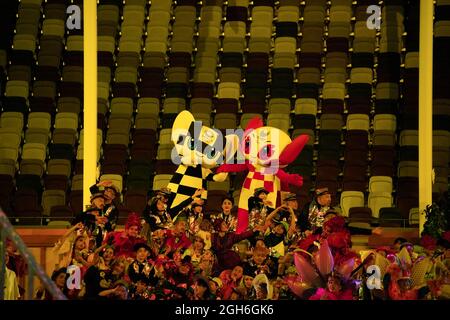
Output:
[279, 134, 309, 166]
[171, 110, 195, 144]
[244, 116, 263, 132]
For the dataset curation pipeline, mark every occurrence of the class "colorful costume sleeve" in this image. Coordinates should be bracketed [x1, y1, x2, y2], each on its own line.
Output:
[216, 163, 249, 173]
[275, 169, 304, 190]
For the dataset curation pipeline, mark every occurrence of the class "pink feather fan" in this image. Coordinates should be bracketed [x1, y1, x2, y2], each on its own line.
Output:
[314, 239, 334, 278]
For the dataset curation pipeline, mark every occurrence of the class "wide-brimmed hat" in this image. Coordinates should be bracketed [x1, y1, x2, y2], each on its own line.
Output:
[315, 187, 330, 197]
[133, 242, 151, 252]
[156, 188, 171, 198]
[283, 193, 297, 202]
[90, 192, 106, 202]
[254, 187, 269, 197]
[104, 184, 120, 195]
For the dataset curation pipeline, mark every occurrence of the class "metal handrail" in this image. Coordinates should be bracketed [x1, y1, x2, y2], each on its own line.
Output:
[0, 209, 67, 300]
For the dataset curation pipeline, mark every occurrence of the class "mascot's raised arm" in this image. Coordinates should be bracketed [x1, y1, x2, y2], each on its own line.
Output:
[166, 111, 238, 215]
[216, 116, 309, 233]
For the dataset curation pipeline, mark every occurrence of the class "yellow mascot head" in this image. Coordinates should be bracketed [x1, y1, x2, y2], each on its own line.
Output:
[171, 111, 238, 169]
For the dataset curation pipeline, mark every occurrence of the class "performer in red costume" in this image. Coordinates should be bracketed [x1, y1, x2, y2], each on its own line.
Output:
[103, 213, 146, 260]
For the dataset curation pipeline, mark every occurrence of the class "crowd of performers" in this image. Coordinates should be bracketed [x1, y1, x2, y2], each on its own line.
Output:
[4, 183, 450, 300]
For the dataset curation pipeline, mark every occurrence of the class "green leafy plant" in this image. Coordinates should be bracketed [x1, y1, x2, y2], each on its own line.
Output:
[421, 203, 448, 239]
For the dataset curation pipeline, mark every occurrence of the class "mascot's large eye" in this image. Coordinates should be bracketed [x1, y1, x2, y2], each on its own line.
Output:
[206, 147, 217, 159]
[188, 137, 196, 150]
[244, 136, 251, 154]
[258, 144, 274, 160]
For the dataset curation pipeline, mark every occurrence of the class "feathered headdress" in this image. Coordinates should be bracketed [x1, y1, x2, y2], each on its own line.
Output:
[286, 239, 356, 298]
[323, 216, 346, 233]
[384, 247, 432, 288]
[125, 212, 142, 230]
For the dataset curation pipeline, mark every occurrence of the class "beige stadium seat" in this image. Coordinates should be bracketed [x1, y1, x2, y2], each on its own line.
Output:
[12, 34, 36, 52]
[149, 0, 172, 12]
[320, 114, 343, 130]
[399, 130, 418, 146]
[268, 98, 291, 114]
[328, 22, 351, 38]
[409, 208, 419, 226]
[340, 191, 365, 218]
[352, 38, 376, 54]
[42, 190, 66, 216]
[405, 52, 419, 69]
[218, 83, 241, 100]
[346, 114, 370, 131]
[373, 114, 397, 132]
[98, 5, 120, 23]
[148, 10, 171, 28]
[110, 98, 134, 116]
[376, 83, 399, 100]
[21, 143, 46, 162]
[1, 112, 24, 133]
[274, 37, 297, 54]
[273, 53, 296, 69]
[158, 129, 172, 146]
[98, 35, 116, 54]
[277, 6, 300, 22]
[8, 65, 32, 82]
[208, 180, 231, 192]
[122, 5, 145, 27]
[5, 80, 29, 100]
[324, 68, 347, 84]
[251, 7, 273, 27]
[0, 159, 17, 177]
[47, 159, 72, 177]
[369, 176, 393, 193]
[157, 144, 173, 160]
[295, 98, 317, 115]
[322, 83, 346, 100]
[297, 68, 321, 85]
[350, 68, 373, 84]
[115, 67, 138, 84]
[42, 19, 65, 38]
[214, 114, 237, 129]
[354, 21, 376, 38]
[372, 131, 396, 146]
[267, 114, 290, 132]
[368, 192, 393, 219]
[71, 174, 84, 191]
[219, 68, 241, 83]
[398, 161, 419, 177]
[167, 68, 190, 84]
[153, 174, 173, 191]
[55, 113, 78, 131]
[163, 98, 186, 114]
[135, 113, 159, 130]
[57, 97, 81, 114]
[62, 65, 83, 83]
[192, 113, 211, 127]
[66, 35, 84, 51]
[137, 98, 160, 115]
[190, 98, 213, 114]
